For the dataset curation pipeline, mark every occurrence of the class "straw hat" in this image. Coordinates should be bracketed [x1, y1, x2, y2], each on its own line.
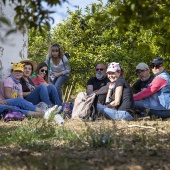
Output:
[20, 58, 37, 72]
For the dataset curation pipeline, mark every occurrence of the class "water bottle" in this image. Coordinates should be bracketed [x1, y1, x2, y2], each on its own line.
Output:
[54, 114, 65, 125]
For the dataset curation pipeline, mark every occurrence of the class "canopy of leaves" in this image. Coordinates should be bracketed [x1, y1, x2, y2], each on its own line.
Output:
[28, 0, 170, 92]
[2, 0, 68, 31]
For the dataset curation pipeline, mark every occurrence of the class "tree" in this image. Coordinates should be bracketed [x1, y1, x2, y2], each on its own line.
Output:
[28, 0, 170, 94]
[1, 0, 68, 31]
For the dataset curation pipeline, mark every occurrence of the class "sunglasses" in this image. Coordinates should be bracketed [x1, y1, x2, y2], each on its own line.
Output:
[151, 64, 162, 69]
[40, 69, 48, 73]
[96, 68, 104, 71]
[136, 70, 147, 75]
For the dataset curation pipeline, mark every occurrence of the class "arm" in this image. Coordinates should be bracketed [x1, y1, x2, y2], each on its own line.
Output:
[134, 77, 167, 101]
[86, 85, 94, 95]
[95, 85, 108, 95]
[0, 97, 7, 105]
[107, 86, 123, 108]
[95, 83, 109, 95]
[61, 55, 71, 75]
[4, 87, 13, 99]
[23, 92, 31, 98]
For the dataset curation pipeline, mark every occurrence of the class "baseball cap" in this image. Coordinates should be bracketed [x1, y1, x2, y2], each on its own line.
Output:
[136, 62, 149, 70]
[106, 62, 121, 73]
[151, 57, 164, 65]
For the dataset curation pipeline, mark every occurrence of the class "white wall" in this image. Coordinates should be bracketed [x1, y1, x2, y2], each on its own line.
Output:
[0, 0, 28, 82]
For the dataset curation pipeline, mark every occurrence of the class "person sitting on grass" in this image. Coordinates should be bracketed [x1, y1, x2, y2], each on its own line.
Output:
[0, 97, 44, 118]
[20, 59, 61, 108]
[31, 62, 62, 107]
[132, 62, 154, 94]
[87, 63, 110, 104]
[0, 62, 57, 118]
[134, 57, 170, 119]
[97, 62, 134, 120]
[0, 62, 25, 99]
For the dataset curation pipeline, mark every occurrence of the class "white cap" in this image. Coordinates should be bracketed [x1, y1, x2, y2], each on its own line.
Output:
[106, 62, 121, 73]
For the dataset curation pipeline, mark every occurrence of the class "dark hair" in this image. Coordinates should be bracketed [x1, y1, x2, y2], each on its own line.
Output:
[49, 43, 64, 59]
[35, 62, 48, 82]
[23, 62, 34, 74]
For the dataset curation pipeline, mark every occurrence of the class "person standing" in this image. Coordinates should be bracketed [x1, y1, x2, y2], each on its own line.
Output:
[87, 63, 110, 104]
[46, 43, 71, 102]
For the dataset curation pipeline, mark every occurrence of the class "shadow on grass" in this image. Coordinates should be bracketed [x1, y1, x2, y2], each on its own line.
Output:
[1, 119, 170, 169]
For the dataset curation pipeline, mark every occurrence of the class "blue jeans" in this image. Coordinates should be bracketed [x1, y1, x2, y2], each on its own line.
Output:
[52, 75, 69, 102]
[135, 100, 170, 119]
[0, 98, 36, 116]
[97, 104, 134, 120]
[25, 84, 62, 106]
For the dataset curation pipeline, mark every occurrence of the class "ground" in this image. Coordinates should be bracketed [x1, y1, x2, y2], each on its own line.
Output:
[0, 118, 170, 170]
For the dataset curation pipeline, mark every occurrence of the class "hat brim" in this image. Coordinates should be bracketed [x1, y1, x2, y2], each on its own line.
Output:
[106, 68, 117, 73]
[20, 59, 37, 72]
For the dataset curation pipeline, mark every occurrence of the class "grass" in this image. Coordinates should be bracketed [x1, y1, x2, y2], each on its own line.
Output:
[1, 117, 170, 169]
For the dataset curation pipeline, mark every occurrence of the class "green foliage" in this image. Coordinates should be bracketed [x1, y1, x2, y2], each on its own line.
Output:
[2, 0, 67, 31]
[28, 0, 170, 93]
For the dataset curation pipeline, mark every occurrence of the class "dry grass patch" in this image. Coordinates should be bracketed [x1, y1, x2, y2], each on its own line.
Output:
[0, 118, 170, 169]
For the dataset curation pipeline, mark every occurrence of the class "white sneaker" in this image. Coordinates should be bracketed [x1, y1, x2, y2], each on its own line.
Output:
[56, 106, 62, 114]
[44, 105, 58, 120]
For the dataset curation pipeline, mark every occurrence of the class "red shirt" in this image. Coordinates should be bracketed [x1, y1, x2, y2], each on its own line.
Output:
[31, 76, 45, 87]
[133, 77, 167, 101]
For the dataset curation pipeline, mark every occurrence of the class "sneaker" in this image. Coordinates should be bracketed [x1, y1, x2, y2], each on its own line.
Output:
[56, 106, 62, 114]
[44, 105, 58, 120]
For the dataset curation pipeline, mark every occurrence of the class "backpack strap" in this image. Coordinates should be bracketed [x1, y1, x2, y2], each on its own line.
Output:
[49, 56, 66, 70]
[62, 57, 66, 70]
[48, 57, 51, 70]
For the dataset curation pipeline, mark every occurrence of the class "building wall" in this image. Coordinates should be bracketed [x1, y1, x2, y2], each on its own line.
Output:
[0, 0, 28, 82]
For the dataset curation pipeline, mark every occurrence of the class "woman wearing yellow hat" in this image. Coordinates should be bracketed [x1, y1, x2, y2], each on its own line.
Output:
[0, 62, 24, 99]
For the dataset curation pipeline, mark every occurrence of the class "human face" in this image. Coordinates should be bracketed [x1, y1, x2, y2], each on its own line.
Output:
[151, 64, 164, 75]
[95, 64, 106, 79]
[107, 71, 120, 83]
[51, 47, 60, 58]
[136, 69, 150, 81]
[39, 67, 48, 78]
[23, 64, 32, 78]
[11, 70, 23, 79]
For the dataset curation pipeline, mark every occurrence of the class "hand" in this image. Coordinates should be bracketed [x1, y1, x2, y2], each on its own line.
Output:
[0, 100, 7, 105]
[106, 102, 115, 108]
[54, 72, 62, 78]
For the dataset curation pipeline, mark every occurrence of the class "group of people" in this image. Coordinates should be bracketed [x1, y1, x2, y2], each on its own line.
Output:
[87, 57, 170, 120]
[0, 47, 169, 122]
[0, 43, 71, 118]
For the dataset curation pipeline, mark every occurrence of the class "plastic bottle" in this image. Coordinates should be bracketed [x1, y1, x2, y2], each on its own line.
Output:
[54, 114, 65, 125]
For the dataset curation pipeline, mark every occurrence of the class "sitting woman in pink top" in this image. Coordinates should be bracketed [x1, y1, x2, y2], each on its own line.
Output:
[31, 62, 62, 106]
[0, 62, 24, 99]
[0, 62, 45, 118]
